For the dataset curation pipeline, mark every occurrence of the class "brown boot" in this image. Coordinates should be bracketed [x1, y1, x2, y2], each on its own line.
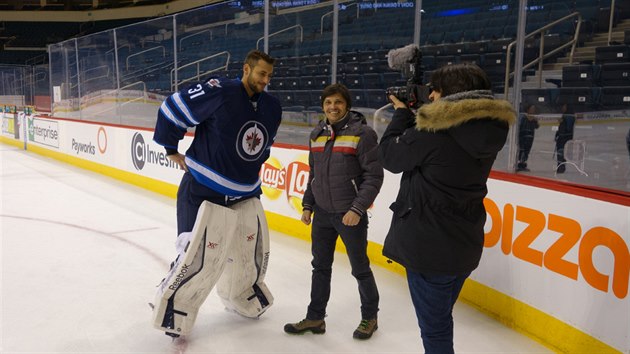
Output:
[353, 318, 377, 340]
[284, 319, 326, 334]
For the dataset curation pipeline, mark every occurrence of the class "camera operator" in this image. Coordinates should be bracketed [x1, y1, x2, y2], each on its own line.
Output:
[378, 63, 516, 354]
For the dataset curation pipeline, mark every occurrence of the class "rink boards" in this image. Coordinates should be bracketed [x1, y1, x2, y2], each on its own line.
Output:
[1, 112, 628, 354]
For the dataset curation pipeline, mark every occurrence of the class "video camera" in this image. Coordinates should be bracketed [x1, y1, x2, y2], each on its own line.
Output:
[385, 44, 431, 109]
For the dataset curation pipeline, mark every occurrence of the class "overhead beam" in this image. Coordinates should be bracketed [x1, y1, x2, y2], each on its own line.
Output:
[0, 0, 221, 22]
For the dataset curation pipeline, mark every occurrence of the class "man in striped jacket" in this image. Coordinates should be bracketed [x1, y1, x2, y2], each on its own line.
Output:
[284, 83, 383, 340]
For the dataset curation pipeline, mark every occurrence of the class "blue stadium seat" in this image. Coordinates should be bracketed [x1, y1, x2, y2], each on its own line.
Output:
[503, 25, 517, 39]
[357, 51, 378, 62]
[421, 55, 436, 71]
[596, 45, 630, 64]
[460, 54, 481, 66]
[556, 87, 601, 112]
[302, 65, 321, 76]
[350, 91, 368, 108]
[285, 76, 301, 90]
[273, 66, 292, 77]
[339, 51, 360, 63]
[270, 77, 290, 90]
[425, 33, 444, 46]
[318, 64, 331, 76]
[483, 52, 507, 69]
[309, 89, 323, 106]
[294, 90, 312, 107]
[363, 73, 383, 89]
[599, 63, 630, 86]
[465, 41, 488, 54]
[300, 76, 324, 90]
[342, 62, 362, 75]
[487, 17, 508, 28]
[366, 89, 387, 108]
[435, 55, 458, 68]
[463, 29, 483, 42]
[307, 75, 330, 89]
[342, 74, 364, 90]
[269, 90, 296, 107]
[521, 88, 558, 113]
[441, 42, 467, 56]
[419, 44, 444, 56]
[298, 55, 318, 66]
[364, 61, 388, 74]
[443, 30, 463, 44]
[562, 65, 600, 87]
[600, 87, 630, 110]
[486, 38, 512, 52]
[382, 72, 402, 87]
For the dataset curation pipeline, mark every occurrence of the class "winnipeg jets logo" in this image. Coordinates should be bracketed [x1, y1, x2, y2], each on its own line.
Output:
[245, 131, 262, 153]
[236, 121, 269, 161]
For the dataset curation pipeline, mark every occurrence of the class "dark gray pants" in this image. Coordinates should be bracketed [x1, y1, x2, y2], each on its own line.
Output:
[306, 207, 380, 321]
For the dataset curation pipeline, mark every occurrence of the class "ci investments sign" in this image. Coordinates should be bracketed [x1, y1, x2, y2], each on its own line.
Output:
[130, 132, 180, 171]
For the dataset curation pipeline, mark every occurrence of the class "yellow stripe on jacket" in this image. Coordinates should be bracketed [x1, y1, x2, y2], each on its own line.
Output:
[311, 135, 360, 154]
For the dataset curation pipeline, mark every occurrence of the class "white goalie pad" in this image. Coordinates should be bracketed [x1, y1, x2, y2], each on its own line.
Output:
[152, 201, 238, 337]
[217, 198, 273, 318]
[151, 198, 273, 337]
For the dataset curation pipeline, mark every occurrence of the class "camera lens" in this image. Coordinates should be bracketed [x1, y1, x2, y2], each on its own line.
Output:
[385, 86, 407, 103]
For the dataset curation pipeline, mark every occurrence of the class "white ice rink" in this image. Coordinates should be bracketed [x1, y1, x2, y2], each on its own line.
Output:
[1, 144, 553, 354]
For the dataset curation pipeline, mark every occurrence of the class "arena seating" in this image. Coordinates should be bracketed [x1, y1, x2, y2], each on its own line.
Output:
[2, 0, 625, 110]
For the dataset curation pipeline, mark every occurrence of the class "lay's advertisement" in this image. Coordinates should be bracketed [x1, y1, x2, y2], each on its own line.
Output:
[259, 148, 310, 217]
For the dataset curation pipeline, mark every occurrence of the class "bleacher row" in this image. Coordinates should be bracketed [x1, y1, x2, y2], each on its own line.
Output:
[7, 0, 629, 113]
[268, 88, 390, 111]
[523, 44, 630, 113]
[523, 86, 629, 112]
[170, 1, 612, 109]
[255, 47, 516, 109]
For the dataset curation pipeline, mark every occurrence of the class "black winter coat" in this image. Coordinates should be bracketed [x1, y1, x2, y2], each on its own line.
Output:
[379, 91, 516, 274]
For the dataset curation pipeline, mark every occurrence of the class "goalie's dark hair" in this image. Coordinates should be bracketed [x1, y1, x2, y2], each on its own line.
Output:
[244, 50, 276, 67]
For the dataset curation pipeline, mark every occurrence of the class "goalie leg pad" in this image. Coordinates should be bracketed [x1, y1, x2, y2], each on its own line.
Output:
[152, 201, 238, 336]
[217, 198, 273, 318]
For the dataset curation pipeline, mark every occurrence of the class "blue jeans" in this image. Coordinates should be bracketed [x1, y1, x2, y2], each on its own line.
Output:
[307, 207, 379, 320]
[406, 270, 471, 354]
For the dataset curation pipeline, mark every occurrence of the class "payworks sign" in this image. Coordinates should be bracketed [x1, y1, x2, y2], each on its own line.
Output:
[28, 117, 59, 148]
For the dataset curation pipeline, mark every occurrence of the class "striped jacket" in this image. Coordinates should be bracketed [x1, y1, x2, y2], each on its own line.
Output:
[302, 111, 383, 216]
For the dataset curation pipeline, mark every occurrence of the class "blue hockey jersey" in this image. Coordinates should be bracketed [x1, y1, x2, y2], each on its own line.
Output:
[153, 77, 282, 198]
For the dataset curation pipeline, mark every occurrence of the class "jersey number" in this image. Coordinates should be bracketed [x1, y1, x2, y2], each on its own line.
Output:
[188, 84, 205, 100]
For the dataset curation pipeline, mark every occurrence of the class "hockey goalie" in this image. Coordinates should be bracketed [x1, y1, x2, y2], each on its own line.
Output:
[151, 199, 273, 338]
[149, 50, 282, 338]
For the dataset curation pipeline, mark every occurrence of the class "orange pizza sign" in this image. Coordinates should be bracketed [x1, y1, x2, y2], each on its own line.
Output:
[484, 198, 629, 299]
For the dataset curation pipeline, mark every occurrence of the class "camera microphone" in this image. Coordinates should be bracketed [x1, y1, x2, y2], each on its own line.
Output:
[387, 44, 420, 71]
[385, 44, 429, 110]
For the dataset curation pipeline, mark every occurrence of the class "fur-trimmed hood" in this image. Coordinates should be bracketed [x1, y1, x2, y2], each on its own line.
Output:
[416, 90, 516, 159]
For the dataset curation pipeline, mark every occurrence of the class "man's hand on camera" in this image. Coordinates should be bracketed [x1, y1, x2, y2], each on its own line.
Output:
[389, 95, 407, 110]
